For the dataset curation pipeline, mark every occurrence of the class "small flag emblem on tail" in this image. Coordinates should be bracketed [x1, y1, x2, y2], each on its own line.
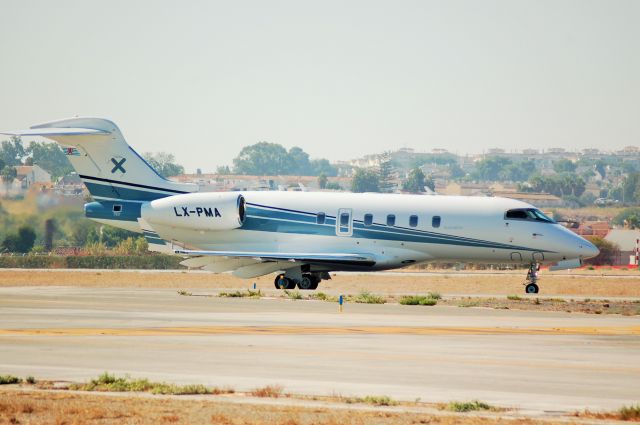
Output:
[63, 146, 81, 156]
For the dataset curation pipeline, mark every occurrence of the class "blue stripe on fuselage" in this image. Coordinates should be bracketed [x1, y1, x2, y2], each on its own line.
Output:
[79, 186, 545, 251]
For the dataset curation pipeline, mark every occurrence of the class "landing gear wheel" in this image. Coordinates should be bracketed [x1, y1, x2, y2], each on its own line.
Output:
[297, 275, 314, 290]
[274, 274, 296, 290]
[525, 283, 539, 294]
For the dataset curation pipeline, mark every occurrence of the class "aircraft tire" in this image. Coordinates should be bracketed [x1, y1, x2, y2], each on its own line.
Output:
[525, 283, 539, 294]
[297, 275, 314, 290]
[274, 274, 295, 289]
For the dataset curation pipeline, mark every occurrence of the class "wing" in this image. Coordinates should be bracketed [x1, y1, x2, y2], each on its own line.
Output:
[174, 249, 375, 265]
[175, 249, 376, 279]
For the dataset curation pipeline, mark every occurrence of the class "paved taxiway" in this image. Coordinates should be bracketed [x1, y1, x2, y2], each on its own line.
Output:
[1, 286, 639, 412]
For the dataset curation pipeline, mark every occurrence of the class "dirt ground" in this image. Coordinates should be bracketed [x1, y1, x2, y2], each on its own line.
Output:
[0, 388, 621, 425]
[1, 268, 640, 297]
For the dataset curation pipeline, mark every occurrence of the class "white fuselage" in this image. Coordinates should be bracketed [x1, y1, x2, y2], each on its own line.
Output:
[137, 191, 597, 271]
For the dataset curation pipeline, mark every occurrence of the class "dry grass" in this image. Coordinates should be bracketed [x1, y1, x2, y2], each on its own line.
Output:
[2, 269, 640, 297]
[250, 384, 284, 398]
[0, 388, 595, 425]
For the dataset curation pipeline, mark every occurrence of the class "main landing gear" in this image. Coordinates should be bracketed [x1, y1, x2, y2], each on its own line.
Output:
[274, 272, 324, 290]
[524, 263, 540, 294]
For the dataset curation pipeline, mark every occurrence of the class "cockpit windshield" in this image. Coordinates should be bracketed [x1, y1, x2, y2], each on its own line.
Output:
[505, 208, 555, 223]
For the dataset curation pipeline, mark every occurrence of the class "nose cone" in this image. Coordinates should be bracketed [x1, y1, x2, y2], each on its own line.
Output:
[556, 225, 599, 258]
[582, 239, 600, 259]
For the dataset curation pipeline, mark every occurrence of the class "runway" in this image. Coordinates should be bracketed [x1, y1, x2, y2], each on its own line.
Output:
[1, 286, 639, 412]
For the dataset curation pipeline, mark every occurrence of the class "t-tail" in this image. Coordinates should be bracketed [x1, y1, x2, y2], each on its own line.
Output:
[1, 117, 198, 232]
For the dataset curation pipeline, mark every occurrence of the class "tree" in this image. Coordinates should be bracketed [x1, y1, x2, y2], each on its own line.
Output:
[524, 174, 585, 198]
[0, 136, 26, 166]
[613, 208, 640, 229]
[325, 182, 342, 190]
[1, 165, 17, 187]
[351, 168, 380, 193]
[26, 141, 73, 179]
[595, 160, 607, 179]
[378, 151, 395, 193]
[286, 147, 310, 175]
[402, 168, 427, 193]
[449, 163, 465, 179]
[502, 159, 536, 182]
[317, 173, 328, 189]
[621, 173, 640, 204]
[584, 237, 619, 266]
[233, 142, 289, 175]
[310, 158, 337, 176]
[553, 159, 576, 173]
[1, 225, 36, 253]
[472, 157, 511, 181]
[143, 152, 185, 178]
[216, 165, 231, 174]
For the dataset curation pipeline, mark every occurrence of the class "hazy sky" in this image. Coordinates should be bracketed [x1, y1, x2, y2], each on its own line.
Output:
[0, 0, 638, 172]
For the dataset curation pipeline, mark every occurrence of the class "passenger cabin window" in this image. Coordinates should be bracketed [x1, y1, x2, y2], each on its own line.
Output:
[340, 213, 350, 226]
[112, 204, 122, 213]
[364, 214, 373, 226]
[387, 214, 396, 226]
[432, 216, 441, 228]
[316, 212, 326, 225]
[409, 215, 418, 227]
[505, 208, 555, 223]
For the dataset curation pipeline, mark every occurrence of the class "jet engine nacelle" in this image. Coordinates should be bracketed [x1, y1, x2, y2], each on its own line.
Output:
[141, 192, 246, 231]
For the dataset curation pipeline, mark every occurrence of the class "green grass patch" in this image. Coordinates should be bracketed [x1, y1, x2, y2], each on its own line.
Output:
[507, 295, 522, 301]
[447, 400, 492, 412]
[0, 375, 21, 385]
[70, 372, 232, 395]
[427, 292, 442, 300]
[545, 298, 567, 303]
[219, 289, 262, 298]
[349, 291, 386, 304]
[344, 395, 398, 406]
[619, 404, 640, 420]
[284, 290, 303, 300]
[399, 295, 438, 306]
[458, 299, 480, 308]
[309, 292, 337, 302]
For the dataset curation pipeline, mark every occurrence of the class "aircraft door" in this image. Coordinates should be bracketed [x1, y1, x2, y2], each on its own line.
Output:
[336, 208, 353, 236]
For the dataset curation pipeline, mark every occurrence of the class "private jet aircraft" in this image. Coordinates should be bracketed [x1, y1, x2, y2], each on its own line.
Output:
[1, 118, 599, 293]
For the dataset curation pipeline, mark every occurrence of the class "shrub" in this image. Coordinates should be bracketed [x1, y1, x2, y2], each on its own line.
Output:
[399, 295, 437, 306]
[250, 385, 283, 398]
[619, 404, 640, 420]
[583, 237, 619, 266]
[0, 375, 21, 384]
[26, 376, 36, 384]
[309, 292, 337, 302]
[284, 290, 303, 300]
[351, 291, 386, 304]
[362, 395, 397, 406]
[447, 400, 492, 412]
[71, 373, 227, 395]
[507, 295, 522, 301]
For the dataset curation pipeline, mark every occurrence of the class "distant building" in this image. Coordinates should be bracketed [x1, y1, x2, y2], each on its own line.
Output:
[604, 229, 640, 265]
[15, 165, 51, 188]
[487, 148, 505, 155]
[571, 221, 611, 238]
[491, 191, 563, 208]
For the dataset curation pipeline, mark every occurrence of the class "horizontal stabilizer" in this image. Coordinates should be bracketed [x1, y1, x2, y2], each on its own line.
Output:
[0, 128, 109, 137]
[174, 249, 376, 266]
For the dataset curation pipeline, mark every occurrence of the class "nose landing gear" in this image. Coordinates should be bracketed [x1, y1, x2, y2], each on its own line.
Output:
[524, 263, 540, 294]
